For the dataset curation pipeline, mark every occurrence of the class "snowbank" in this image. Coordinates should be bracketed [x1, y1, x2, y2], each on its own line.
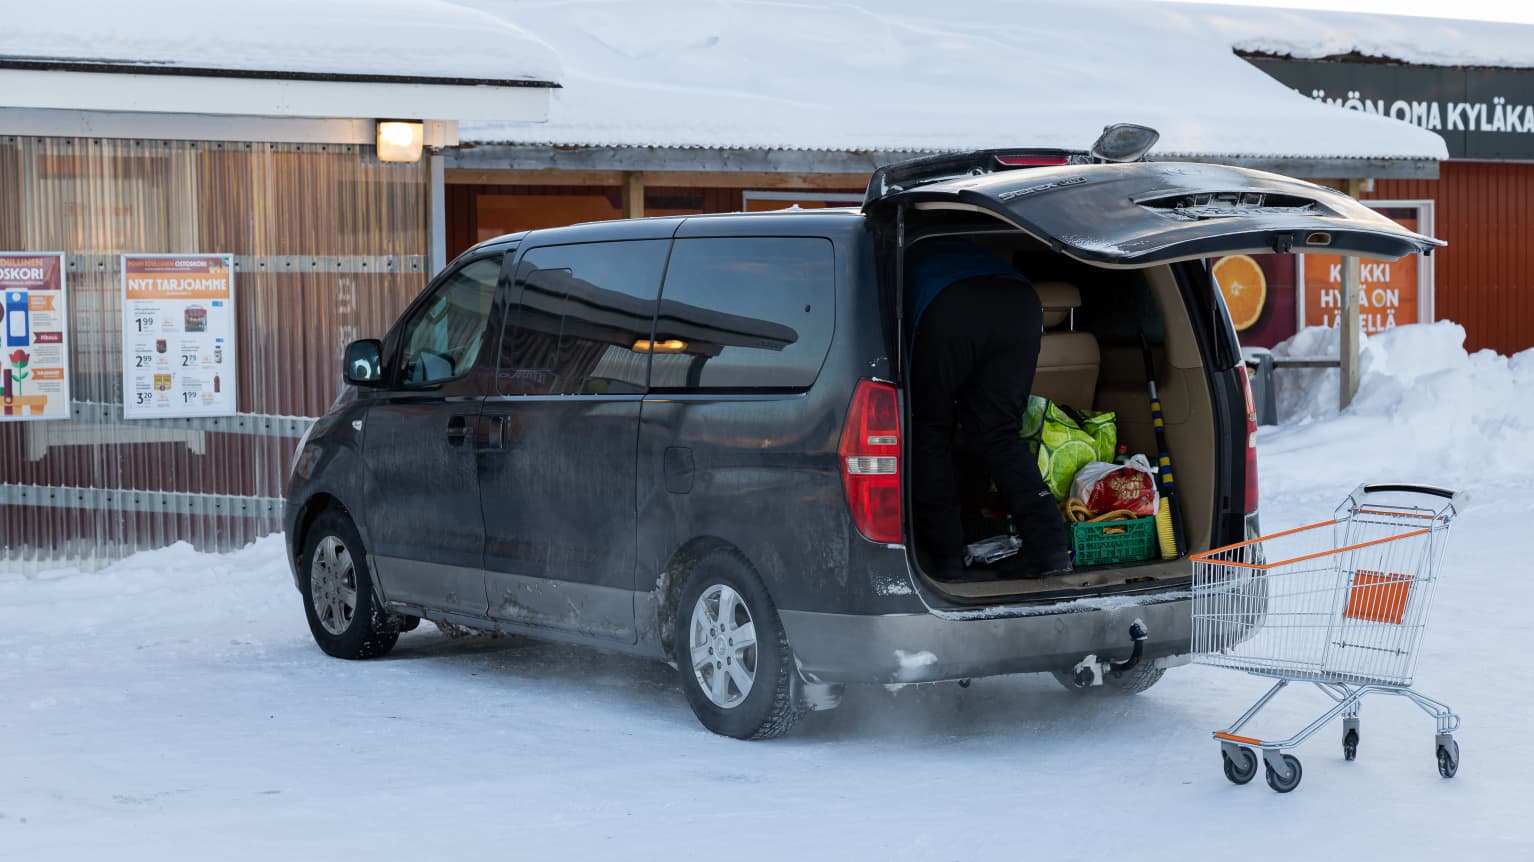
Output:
[20, 534, 290, 585]
[1263, 322, 1534, 500]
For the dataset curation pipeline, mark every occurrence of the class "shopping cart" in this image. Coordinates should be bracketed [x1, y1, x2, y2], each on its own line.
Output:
[1190, 483, 1462, 793]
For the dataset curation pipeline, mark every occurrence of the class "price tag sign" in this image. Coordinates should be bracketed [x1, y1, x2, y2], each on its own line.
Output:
[121, 254, 236, 418]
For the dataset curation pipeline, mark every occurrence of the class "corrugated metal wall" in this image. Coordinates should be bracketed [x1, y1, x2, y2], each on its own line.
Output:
[0, 137, 429, 572]
[1370, 161, 1534, 356]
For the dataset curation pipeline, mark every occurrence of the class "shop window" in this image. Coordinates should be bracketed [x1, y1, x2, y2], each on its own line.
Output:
[645, 190, 708, 218]
[475, 190, 622, 243]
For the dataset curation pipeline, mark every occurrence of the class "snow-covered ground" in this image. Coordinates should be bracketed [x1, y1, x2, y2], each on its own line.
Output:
[3, 323, 1530, 860]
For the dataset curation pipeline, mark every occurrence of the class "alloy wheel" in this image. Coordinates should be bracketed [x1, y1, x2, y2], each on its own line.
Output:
[311, 536, 358, 636]
[689, 584, 758, 709]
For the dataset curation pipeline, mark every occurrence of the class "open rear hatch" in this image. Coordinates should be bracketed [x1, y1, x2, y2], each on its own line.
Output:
[867, 160, 1442, 266]
[871, 158, 1442, 603]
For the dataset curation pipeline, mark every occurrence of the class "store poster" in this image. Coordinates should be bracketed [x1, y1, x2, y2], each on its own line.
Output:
[0, 252, 70, 421]
[1210, 253, 1297, 350]
[121, 254, 236, 418]
[1302, 215, 1421, 335]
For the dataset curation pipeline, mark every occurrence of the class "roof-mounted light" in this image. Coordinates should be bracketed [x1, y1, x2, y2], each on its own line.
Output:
[1090, 123, 1160, 163]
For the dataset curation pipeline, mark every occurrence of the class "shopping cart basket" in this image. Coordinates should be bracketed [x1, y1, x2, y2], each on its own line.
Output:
[1190, 483, 1462, 793]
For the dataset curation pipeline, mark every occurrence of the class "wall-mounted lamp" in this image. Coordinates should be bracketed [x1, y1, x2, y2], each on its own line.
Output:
[376, 120, 425, 163]
[633, 338, 688, 354]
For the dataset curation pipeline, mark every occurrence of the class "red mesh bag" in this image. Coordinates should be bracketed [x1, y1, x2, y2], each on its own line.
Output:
[1072, 456, 1159, 517]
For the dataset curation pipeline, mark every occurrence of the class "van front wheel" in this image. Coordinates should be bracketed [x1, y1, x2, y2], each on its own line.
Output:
[674, 551, 800, 740]
[300, 508, 399, 660]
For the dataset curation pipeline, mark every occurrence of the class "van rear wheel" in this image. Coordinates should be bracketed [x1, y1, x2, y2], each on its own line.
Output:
[1051, 665, 1165, 695]
[674, 550, 800, 740]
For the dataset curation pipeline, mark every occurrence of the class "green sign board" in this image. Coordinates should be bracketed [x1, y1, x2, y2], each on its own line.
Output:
[1251, 57, 1534, 161]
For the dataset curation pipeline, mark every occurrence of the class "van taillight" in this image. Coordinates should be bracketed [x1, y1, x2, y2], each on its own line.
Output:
[1240, 369, 1259, 513]
[839, 379, 903, 544]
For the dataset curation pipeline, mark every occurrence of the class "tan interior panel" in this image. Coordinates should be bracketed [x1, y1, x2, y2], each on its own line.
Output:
[923, 261, 1217, 599]
[1033, 336, 1099, 409]
[1143, 264, 1215, 556]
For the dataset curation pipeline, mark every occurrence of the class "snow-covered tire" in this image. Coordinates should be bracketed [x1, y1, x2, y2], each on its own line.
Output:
[1051, 665, 1166, 695]
[299, 508, 399, 660]
[674, 550, 800, 740]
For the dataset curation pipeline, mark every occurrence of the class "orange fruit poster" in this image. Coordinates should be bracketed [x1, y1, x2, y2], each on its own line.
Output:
[1210, 253, 1296, 348]
[1212, 255, 1268, 332]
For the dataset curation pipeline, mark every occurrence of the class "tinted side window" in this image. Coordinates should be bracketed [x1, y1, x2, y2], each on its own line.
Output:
[499, 240, 669, 395]
[397, 256, 501, 385]
[652, 237, 834, 390]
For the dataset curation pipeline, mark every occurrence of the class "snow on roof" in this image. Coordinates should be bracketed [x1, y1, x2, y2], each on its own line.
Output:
[0, 0, 560, 84]
[1159, 2, 1534, 69]
[454, 0, 1446, 161]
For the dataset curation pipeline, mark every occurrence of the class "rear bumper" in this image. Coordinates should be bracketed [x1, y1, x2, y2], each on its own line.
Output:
[780, 593, 1192, 684]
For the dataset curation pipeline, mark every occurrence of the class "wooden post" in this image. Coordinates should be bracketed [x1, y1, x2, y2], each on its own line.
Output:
[1340, 178, 1365, 409]
[623, 171, 646, 220]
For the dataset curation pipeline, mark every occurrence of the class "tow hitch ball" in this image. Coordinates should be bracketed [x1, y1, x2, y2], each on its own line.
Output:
[1071, 619, 1149, 688]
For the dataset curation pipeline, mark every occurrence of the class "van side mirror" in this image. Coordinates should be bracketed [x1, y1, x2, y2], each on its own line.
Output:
[343, 339, 384, 386]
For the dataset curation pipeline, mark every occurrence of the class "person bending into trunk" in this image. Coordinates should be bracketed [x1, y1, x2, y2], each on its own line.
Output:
[907, 237, 1072, 581]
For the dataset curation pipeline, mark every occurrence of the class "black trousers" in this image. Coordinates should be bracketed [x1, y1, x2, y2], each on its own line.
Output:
[910, 276, 1068, 565]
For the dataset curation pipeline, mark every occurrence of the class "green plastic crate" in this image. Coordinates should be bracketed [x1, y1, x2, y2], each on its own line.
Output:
[1069, 516, 1158, 567]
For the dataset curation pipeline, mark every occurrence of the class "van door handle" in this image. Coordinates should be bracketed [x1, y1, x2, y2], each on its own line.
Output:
[478, 415, 509, 452]
[446, 414, 470, 446]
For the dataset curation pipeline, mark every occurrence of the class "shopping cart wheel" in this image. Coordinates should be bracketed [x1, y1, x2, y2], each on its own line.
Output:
[1343, 728, 1359, 761]
[1436, 737, 1460, 779]
[1222, 746, 1258, 785]
[1264, 754, 1303, 793]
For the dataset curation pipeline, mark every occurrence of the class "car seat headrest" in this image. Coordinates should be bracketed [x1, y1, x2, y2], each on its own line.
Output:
[1034, 281, 1081, 329]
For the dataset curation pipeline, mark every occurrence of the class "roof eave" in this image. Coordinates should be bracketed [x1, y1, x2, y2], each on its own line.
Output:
[1158, 152, 1442, 180]
[0, 56, 559, 89]
[448, 142, 1441, 180]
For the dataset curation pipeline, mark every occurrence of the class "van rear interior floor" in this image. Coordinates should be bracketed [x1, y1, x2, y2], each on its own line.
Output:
[930, 557, 1190, 599]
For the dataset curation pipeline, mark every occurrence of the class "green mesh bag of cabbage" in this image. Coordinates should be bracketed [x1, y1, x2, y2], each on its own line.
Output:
[1019, 395, 1117, 500]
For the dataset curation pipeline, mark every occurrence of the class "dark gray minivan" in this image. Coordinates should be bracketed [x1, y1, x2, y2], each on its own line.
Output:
[285, 145, 1440, 739]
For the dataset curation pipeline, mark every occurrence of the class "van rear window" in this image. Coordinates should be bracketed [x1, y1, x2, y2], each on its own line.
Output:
[652, 237, 835, 391]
